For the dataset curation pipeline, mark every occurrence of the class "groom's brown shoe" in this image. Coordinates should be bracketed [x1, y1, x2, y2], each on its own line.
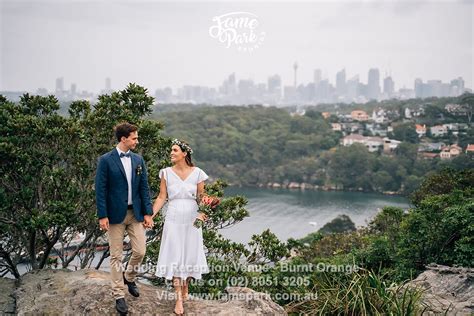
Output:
[123, 273, 140, 297]
[115, 298, 128, 314]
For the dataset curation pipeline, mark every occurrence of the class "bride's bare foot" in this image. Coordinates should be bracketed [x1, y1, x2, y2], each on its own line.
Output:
[174, 299, 184, 315]
[182, 284, 189, 301]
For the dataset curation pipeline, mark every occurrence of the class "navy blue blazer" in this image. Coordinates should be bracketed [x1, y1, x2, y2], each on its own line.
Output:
[95, 148, 153, 224]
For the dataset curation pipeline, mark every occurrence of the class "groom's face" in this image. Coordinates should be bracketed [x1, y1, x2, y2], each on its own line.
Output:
[122, 131, 139, 150]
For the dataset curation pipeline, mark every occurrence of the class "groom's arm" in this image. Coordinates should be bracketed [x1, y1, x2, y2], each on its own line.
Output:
[95, 156, 108, 219]
[139, 158, 153, 216]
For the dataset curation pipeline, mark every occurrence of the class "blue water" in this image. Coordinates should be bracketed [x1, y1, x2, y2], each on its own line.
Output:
[219, 187, 410, 244]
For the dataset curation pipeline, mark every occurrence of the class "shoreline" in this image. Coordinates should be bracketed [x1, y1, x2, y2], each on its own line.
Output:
[225, 182, 405, 197]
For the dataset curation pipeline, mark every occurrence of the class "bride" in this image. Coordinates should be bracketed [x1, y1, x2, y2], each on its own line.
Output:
[152, 139, 209, 315]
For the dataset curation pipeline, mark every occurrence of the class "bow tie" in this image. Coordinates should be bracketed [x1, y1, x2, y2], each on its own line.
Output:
[120, 152, 131, 158]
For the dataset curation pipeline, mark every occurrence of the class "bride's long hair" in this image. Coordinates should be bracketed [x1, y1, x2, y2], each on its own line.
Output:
[184, 151, 194, 167]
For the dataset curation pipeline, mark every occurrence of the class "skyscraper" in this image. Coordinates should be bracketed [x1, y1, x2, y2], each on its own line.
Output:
[450, 77, 465, 96]
[70, 83, 77, 97]
[346, 75, 360, 101]
[268, 74, 281, 94]
[314, 69, 322, 86]
[221, 73, 237, 96]
[55, 77, 64, 94]
[383, 76, 394, 98]
[336, 68, 346, 97]
[367, 68, 380, 100]
[414, 78, 423, 98]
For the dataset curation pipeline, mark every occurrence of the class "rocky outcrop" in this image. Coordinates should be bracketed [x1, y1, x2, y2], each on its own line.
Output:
[0, 277, 16, 314]
[406, 264, 473, 315]
[11, 269, 286, 315]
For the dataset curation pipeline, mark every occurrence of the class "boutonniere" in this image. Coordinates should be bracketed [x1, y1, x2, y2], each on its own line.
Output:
[136, 165, 143, 176]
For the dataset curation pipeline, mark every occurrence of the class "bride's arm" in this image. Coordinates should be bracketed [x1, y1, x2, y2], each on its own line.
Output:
[196, 181, 208, 221]
[196, 181, 206, 201]
[152, 177, 168, 218]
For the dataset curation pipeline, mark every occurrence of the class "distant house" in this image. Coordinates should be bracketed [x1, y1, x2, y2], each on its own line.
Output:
[415, 124, 427, 137]
[331, 123, 342, 131]
[383, 138, 401, 153]
[351, 110, 369, 121]
[366, 123, 388, 137]
[372, 129, 388, 137]
[365, 137, 385, 152]
[341, 122, 363, 133]
[418, 142, 446, 152]
[430, 125, 448, 137]
[342, 134, 384, 152]
[342, 134, 366, 146]
[445, 103, 467, 116]
[442, 123, 460, 136]
[404, 108, 412, 119]
[466, 144, 474, 154]
[372, 108, 387, 123]
[440, 144, 462, 160]
[420, 152, 439, 159]
[322, 112, 331, 119]
[445, 103, 461, 113]
[412, 106, 425, 117]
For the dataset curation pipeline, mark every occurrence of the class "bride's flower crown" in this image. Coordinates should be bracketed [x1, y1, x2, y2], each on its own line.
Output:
[171, 139, 193, 155]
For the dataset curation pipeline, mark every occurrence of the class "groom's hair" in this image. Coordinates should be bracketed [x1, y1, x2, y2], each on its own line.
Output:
[114, 122, 138, 142]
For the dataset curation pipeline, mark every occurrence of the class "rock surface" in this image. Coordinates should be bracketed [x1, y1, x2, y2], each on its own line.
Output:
[406, 264, 473, 315]
[2, 263, 472, 315]
[11, 268, 286, 315]
[0, 276, 16, 314]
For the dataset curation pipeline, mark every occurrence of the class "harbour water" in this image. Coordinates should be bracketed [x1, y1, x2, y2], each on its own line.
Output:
[219, 187, 410, 244]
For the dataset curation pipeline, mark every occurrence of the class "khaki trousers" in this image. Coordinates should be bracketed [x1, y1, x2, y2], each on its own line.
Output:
[108, 209, 146, 299]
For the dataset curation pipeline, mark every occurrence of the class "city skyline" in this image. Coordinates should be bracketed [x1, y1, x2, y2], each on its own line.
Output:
[1, 1, 472, 94]
[17, 64, 472, 94]
[11, 66, 465, 106]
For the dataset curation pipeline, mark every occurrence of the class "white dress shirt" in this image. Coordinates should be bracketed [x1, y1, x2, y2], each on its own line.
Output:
[116, 146, 132, 205]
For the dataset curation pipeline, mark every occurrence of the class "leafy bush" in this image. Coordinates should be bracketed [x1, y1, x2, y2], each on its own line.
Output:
[286, 269, 424, 315]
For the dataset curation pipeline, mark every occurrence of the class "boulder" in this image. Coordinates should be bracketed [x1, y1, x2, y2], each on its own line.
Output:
[13, 269, 286, 315]
[0, 277, 16, 314]
[406, 264, 473, 315]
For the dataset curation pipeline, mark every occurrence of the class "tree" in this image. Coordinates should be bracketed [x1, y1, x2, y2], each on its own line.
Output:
[459, 92, 474, 124]
[372, 170, 394, 191]
[397, 189, 473, 277]
[317, 214, 356, 235]
[410, 168, 473, 206]
[0, 84, 169, 277]
[394, 142, 418, 171]
[391, 123, 419, 143]
[328, 144, 375, 190]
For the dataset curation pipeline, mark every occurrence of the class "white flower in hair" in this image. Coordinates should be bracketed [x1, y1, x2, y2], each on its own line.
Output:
[171, 139, 193, 154]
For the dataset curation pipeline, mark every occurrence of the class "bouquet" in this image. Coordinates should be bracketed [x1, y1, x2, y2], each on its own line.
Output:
[193, 195, 220, 228]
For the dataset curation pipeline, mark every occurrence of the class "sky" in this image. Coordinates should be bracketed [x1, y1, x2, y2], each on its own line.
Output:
[0, 0, 472, 94]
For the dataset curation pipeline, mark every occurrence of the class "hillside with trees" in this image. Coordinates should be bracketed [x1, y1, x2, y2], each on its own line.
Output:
[155, 101, 472, 194]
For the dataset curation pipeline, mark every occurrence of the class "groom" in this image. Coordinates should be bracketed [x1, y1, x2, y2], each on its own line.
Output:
[95, 122, 154, 314]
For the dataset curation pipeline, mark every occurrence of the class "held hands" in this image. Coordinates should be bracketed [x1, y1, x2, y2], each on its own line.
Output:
[143, 215, 154, 229]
